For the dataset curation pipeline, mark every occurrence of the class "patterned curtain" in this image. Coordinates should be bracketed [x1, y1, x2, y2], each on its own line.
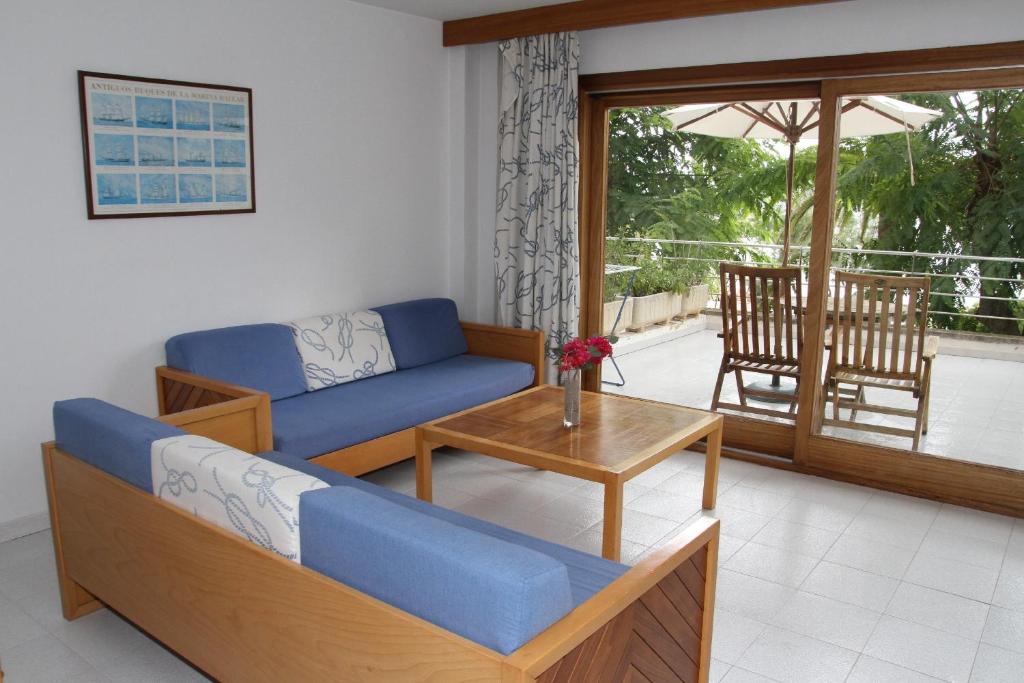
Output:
[495, 33, 580, 382]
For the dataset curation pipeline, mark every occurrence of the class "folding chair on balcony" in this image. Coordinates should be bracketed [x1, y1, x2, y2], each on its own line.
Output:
[712, 263, 804, 420]
[823, 272, 938, 450]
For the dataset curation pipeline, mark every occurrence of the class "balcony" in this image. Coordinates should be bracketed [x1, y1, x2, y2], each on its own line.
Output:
[603, 238, 1024, 471]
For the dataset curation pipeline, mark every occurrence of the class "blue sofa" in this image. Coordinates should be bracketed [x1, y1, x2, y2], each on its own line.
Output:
[157, 298, 544, 474]
[44, 397, 720, 680]
[52, 398, 625, 653]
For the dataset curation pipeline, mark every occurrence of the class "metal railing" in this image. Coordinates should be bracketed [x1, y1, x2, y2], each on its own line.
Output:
[606, 237, 1024, 327]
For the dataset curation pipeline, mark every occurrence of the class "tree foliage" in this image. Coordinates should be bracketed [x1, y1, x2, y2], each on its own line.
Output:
[605, 92, 1024, 335]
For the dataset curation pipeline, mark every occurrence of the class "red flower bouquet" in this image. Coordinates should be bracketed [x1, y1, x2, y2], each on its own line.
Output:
[552, 334, 616, 373]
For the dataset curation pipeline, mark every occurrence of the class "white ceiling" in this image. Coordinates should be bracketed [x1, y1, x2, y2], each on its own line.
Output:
[350, 0, 567, 22]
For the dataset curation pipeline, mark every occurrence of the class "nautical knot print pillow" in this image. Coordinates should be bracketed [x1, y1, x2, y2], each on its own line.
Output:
[151, 435, 328, 562]
[286, 310, 396, 390]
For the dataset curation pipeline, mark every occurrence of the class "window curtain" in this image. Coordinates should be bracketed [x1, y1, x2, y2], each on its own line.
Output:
[494, 32, 581, 382]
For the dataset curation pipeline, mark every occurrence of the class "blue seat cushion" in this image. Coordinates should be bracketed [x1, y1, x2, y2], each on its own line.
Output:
[371, 298, 468, 369]
[53, 398, 185, 492]
[259, 450, 628, 607]
[270, 354, 534, 458]
[300, 486, 573, 654]
[165, 323, 307, 401]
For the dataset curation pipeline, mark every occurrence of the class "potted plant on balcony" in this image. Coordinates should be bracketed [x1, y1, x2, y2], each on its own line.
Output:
[628, 260, 674, 331]
[661, 260, 711, 319]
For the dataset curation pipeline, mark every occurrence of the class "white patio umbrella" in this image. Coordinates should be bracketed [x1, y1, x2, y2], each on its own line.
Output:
[665, 95, 941, 265]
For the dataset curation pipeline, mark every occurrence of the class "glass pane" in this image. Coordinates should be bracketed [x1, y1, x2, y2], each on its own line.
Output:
[601, 101, 818, 428]
[819, 88, 1024, 471]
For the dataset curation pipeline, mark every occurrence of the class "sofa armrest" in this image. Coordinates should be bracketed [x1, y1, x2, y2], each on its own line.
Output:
[504, 517, 719, 682]
[155, 366, 272, 453]
[460, 322, 545, 387]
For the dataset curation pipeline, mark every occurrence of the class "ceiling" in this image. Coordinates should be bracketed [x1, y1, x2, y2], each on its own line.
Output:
[350, 0, 566, 22]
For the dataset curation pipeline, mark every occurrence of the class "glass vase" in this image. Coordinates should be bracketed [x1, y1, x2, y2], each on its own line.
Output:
[563, 369, 582, 428]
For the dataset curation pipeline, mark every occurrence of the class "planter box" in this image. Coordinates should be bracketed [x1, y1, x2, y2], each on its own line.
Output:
[628, 292, 673, 331]
[684, 284, 710, 316]
[603, 297, 633, 335]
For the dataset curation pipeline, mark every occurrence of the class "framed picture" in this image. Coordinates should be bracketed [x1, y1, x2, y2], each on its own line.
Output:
[78, 71, 255, 219]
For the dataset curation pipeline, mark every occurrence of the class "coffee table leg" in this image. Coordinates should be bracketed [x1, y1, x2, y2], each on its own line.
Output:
[415, 430, 433, 503]
[602, 478, 624, 561]
[703, 420, 723, 509]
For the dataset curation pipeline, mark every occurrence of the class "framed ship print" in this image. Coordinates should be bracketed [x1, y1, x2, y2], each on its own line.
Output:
[78, 71, 255, 219]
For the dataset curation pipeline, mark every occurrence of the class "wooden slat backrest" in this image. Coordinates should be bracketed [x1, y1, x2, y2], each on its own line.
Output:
[829, 271, 931, 380]
[719, 263, 803, 366]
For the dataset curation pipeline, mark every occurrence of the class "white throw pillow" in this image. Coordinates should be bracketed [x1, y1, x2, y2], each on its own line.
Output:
[286, 310, 396, 391]
[151, 435, 328, 562]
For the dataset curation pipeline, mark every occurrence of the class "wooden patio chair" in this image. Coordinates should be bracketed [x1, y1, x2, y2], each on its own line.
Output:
[823, 272, 938, 450]
[712, 263, 804, 420]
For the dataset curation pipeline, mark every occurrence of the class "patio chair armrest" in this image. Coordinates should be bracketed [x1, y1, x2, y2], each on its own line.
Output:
[922, 335, 939, 360]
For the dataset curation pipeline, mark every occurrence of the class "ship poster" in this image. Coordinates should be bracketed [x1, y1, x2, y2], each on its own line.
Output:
[79, 71, 254, 218]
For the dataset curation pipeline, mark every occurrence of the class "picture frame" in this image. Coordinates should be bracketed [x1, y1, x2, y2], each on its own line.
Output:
[78, 71, 255, 219]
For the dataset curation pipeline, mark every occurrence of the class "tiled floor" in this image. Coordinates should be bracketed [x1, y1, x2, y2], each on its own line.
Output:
[2, 449, 1022, 682]
[605, 328, 1024, 471]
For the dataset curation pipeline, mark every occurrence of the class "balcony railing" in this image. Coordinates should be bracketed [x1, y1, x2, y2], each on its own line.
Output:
[607, 237, 1024, 328]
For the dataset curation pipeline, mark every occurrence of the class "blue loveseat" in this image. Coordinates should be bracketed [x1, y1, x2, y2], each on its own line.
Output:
[43, 396, 720, 680]
[156, 298, 545, 475]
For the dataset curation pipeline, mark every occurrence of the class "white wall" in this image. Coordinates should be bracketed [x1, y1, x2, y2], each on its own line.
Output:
[0, 0, 449, 535]
[452, 0, 1024, 325]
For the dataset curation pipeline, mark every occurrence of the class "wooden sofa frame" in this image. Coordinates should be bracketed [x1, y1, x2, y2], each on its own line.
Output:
[155, 321, 546, 476]
[43, 411, 719, 681]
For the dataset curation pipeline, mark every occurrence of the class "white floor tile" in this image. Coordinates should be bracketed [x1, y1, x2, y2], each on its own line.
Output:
[724, 542, 819, 588]
[0, 551, 58, 601]
[709, 658, 731, 682]
[775, 499, 856, 533]
[770, 590, 881, 651]
[656, 470, 718, 500]
[918, 528, 1009, 571]
[51, 609, 159, 668]
[858, 491, 941, 527]
[0, 633, 94, 683]
[991, 566, 1024, 612]
[718, 535, 747, 564]
[981, 606, 1024, 654]
[711, 609, 766, 665]
[932, 505, 1015, 545]
[847, 655, 944, 682]
[716, 486, 791, 517]
[823, 534, 916, 579]
[704, 506, 772, 541]
[535, 492, 606, 529]
[95, 642, 209, 683]
[904, 553, 1000, 603]
[607, 508, 684, 546]
[750, 518, 840, 559]
[716, 570, 798, 623]
[844, 511, 930, 550]
[0, 592, 46, 651]
[0, 531, 52, 572]
[885, 582, 990, 641]
[970, 643, 1024, 682]
[864, 615, 979, 682]
[736, 626, 858, 683]
[721, 666, 780, 682]
[800, 561, 900, 612]
[626, 488, 703, 523]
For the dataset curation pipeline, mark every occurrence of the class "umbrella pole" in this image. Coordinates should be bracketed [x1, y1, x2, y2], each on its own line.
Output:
[781, 139, 796, 267]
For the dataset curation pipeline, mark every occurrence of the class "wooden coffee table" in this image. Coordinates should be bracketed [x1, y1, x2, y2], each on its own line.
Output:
[415, 386, 723, 561]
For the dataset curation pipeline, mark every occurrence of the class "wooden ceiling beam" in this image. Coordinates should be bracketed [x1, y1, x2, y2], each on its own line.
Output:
[442, 0, 851, 47]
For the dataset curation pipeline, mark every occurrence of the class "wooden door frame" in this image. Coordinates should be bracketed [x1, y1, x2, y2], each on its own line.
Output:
[578, 41, 1024, 516]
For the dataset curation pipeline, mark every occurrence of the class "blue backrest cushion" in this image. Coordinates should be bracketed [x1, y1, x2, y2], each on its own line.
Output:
[53, 398, 185, 492]
[300, 486, 573, 654]
[165, 323, 307, 400]
[370, 298, 468, 369]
